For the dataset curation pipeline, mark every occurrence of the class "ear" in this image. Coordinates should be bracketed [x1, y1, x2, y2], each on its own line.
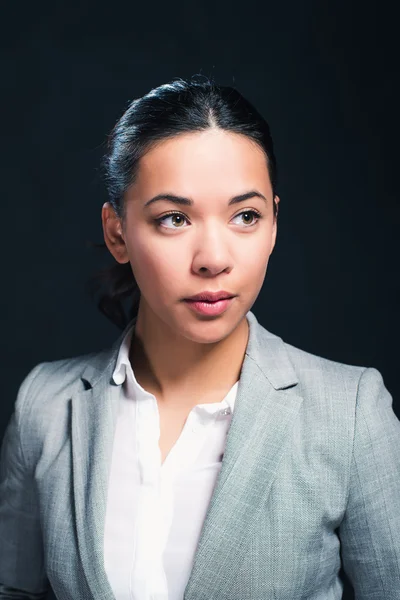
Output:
[270, 195, 280, 252]
[101, 202, 130, 264]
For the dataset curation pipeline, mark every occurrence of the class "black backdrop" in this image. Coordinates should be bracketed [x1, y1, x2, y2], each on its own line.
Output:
[1, 1, 399, 598]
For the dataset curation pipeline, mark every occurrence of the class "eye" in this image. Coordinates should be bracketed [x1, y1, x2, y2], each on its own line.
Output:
[154, 209, 262, 229]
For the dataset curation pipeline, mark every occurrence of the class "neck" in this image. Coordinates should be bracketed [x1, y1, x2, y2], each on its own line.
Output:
[129, 303, 249, 402]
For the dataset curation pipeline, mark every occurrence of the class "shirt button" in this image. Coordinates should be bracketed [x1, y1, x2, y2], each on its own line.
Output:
[220, 408, 231, 416]
[113, 371, 125, 385]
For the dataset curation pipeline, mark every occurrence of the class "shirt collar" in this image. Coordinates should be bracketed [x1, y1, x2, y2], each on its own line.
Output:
[111, 323, 238, 414]
[112, 322, 134, 386]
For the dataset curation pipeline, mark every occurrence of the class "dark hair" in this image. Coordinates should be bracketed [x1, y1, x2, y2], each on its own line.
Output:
[87, 75, 279, 331]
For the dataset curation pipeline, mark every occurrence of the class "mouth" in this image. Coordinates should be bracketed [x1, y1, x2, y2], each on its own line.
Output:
[183, 296, 235, 315]
[184, 297, 234, 303]
[184, 292, 236, 303]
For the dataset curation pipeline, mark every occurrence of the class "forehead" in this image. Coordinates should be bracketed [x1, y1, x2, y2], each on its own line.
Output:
[135, 129, 271, 193]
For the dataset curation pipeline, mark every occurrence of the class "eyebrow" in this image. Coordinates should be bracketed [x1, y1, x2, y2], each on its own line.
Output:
[143, 190, 268, 208]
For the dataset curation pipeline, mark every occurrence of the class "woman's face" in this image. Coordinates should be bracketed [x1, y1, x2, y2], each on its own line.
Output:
[103, 128, 279, 343]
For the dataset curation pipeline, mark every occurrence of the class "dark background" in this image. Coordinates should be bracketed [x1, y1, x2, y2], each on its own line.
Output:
[1, 1, 398, 598]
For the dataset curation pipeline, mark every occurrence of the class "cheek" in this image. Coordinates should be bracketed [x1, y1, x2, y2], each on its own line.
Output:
[239, 229, 272, 266]
[240, 232, 273, 281]
[244, 253, 270, 284]
[129, 238, 186, 293]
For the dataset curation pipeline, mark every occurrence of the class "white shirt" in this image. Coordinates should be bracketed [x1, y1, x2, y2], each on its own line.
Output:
[103, 323, 239, 600]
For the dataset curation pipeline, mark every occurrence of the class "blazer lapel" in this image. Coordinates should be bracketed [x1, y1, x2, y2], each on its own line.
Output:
[71, 311, 303, 600]
[71, 328, 130, 600]
[183, 311, 303, 599]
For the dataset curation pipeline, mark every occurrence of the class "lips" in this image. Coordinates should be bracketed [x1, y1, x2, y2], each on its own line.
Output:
[186, 297, 232, 303]
[184, 291, 235, 302]
[184, 296, 234, 315]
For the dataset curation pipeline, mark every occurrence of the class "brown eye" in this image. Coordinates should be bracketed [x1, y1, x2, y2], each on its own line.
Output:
[170, 214, 185, 227]
[241, 211, 256, 225]
[154, 212, 189, 228]
[231, 209, 262, 227]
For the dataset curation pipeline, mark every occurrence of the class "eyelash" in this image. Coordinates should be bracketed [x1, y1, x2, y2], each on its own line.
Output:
[154, 209, 263, 229]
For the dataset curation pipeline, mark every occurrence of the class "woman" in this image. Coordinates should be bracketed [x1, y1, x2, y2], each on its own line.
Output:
[0, 76, 399, 600]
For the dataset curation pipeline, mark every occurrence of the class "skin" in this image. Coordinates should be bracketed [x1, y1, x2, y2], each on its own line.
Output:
[102, 128, 280, 407]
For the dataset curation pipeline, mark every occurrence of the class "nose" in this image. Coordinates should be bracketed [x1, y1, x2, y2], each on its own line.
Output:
[190, 226, 234, 276]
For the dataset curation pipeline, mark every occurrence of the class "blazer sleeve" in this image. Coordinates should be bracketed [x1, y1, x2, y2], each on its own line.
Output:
[0, 363, 49, 598]
[339, 366, 400, 598]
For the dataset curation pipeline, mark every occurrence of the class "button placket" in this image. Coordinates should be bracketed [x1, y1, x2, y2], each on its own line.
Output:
[136, 393, 162, 486]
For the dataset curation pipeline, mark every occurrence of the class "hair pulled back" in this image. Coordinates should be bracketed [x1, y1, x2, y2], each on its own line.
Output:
[87, 75, 279, 330]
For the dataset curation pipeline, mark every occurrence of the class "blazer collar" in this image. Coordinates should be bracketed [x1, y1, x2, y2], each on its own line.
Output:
[71, 310, 302, 600]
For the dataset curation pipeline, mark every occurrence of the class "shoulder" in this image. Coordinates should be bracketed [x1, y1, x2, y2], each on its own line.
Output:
[283, 337, 366, 383]
[277, 333, 390, 414]
[256, 318, 368, 392]
[15, 350, 103, 428]
[252, 312, 368, 397]
[258, 319, 383, 412]
[19, 351, 101, 401]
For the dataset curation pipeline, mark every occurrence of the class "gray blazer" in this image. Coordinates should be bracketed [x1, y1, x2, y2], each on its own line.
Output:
[1, 310, 399, 599]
